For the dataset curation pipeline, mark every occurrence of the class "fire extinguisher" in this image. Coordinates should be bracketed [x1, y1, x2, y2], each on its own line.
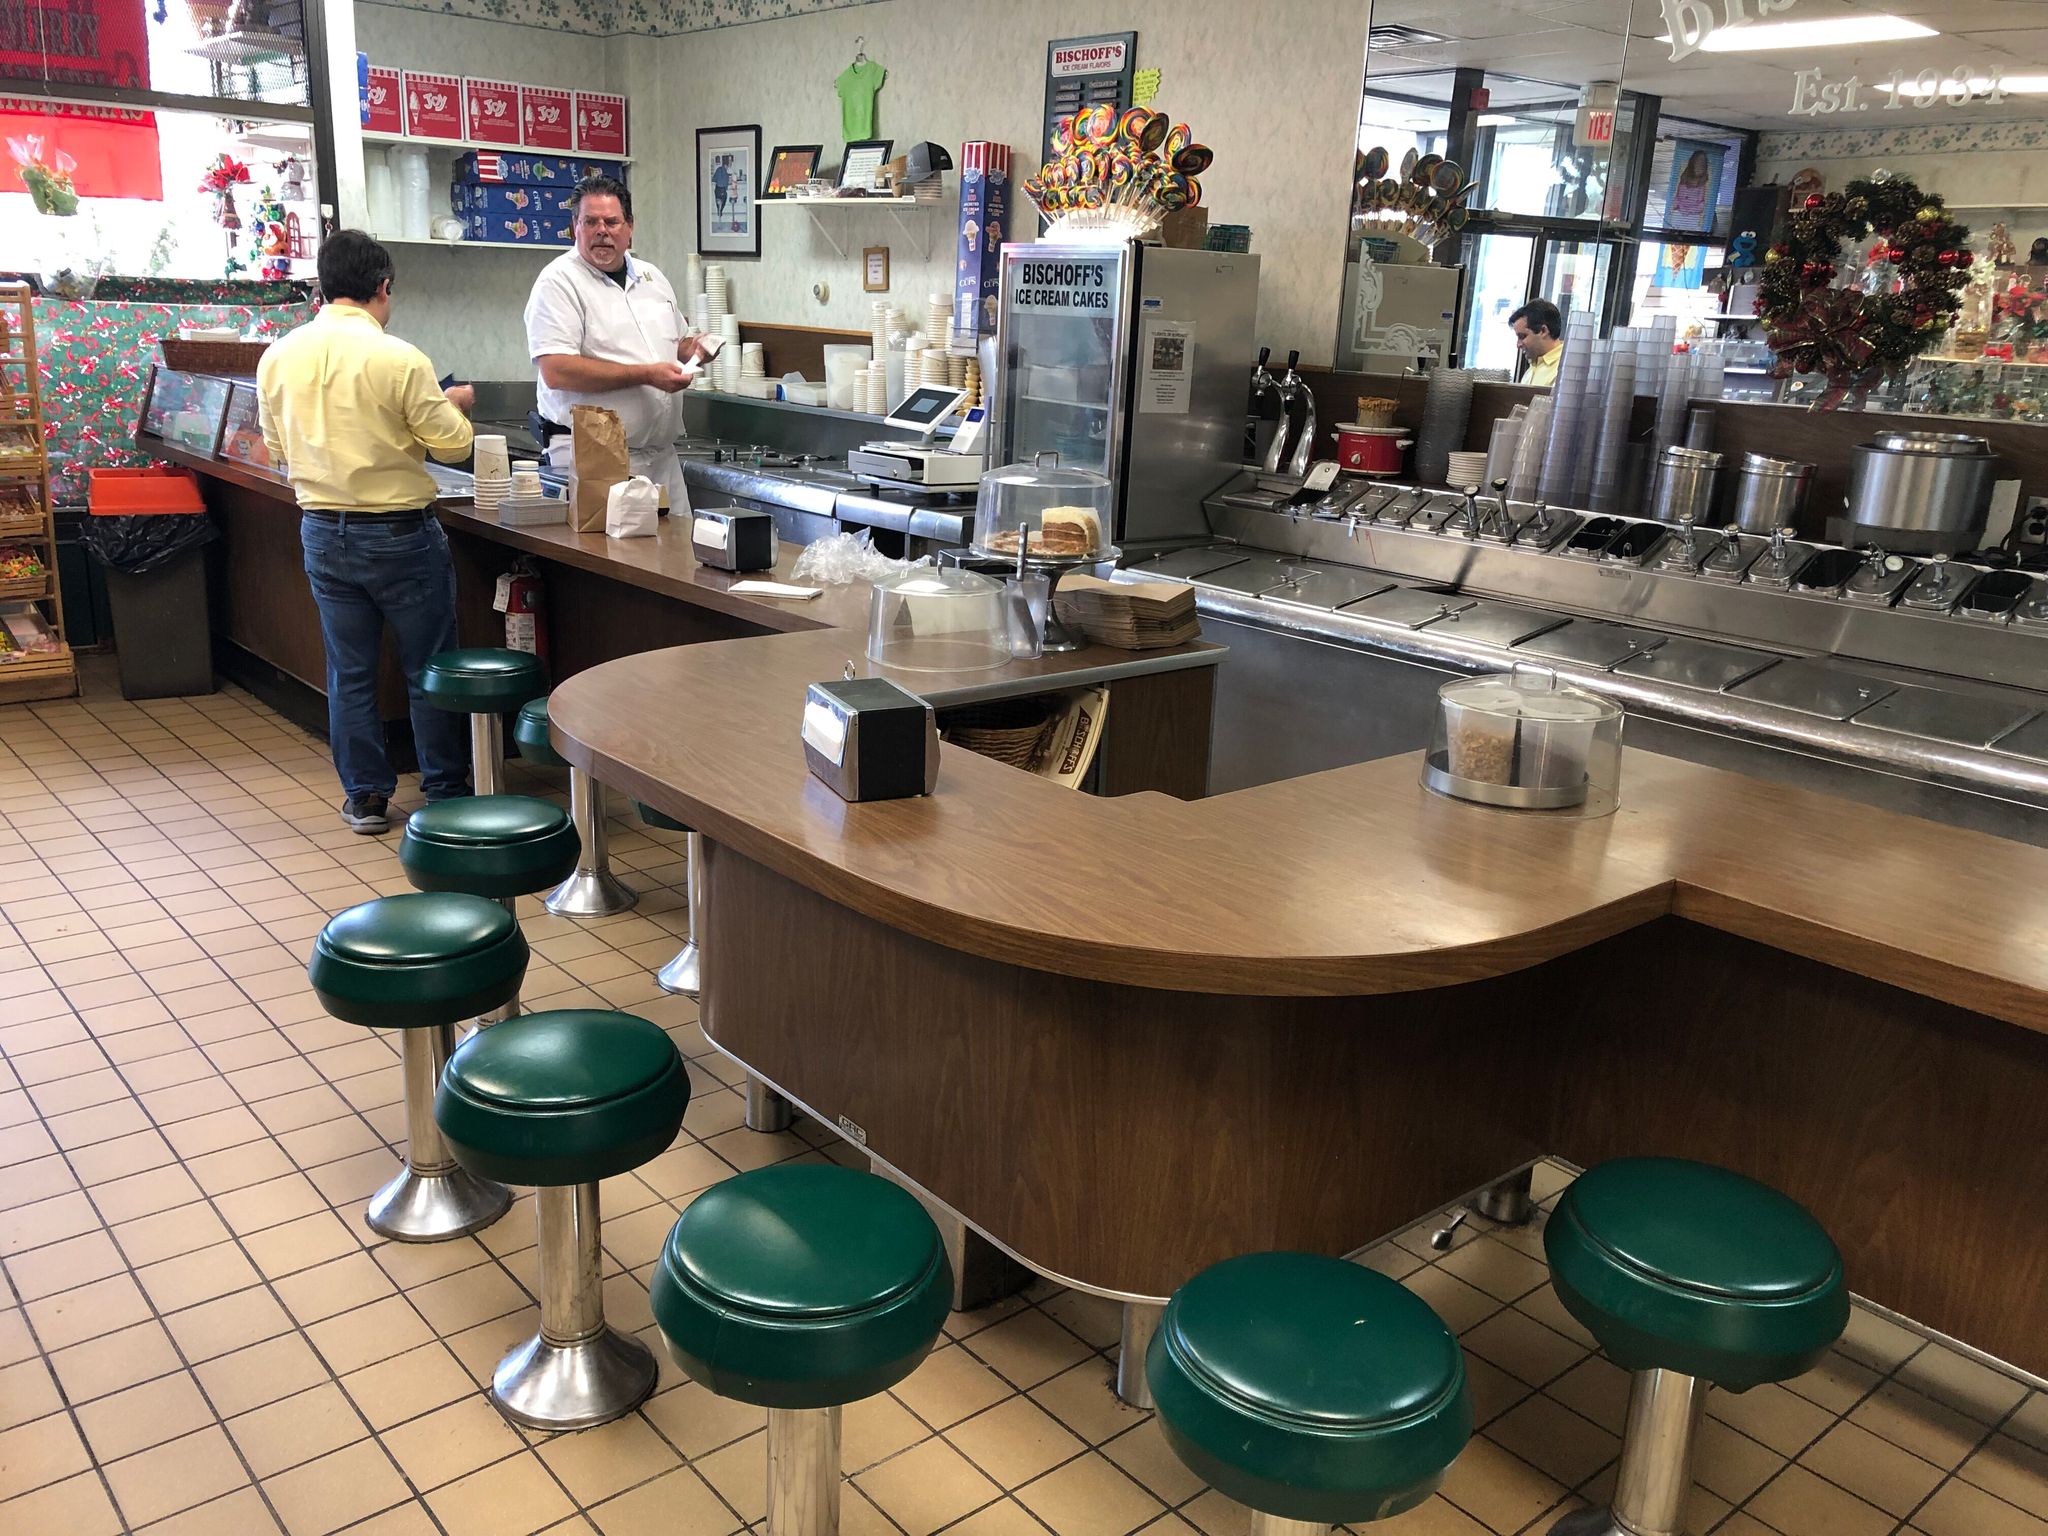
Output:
[494, 557, 548, 661]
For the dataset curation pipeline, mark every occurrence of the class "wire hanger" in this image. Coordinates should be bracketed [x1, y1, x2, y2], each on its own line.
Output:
[853, 35, 868, 64]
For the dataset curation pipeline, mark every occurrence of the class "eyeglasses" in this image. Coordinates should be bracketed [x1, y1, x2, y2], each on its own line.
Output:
[577, 216, 628, 232]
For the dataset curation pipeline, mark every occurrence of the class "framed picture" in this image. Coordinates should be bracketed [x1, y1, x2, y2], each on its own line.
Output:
[698, 124, 760, 258]
[863, 246, 891, 292]
[839, 138, 893, 191]
[763, 144, 823, 198]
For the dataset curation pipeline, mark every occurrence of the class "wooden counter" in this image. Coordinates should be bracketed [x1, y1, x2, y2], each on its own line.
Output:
[549, 630, 2048, 1375]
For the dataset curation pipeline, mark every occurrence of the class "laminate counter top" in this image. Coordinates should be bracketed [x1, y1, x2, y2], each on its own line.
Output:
[549, 625, 2048, 1033]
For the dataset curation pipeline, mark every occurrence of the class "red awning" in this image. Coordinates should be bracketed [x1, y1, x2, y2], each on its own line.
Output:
[2, 99, 161, 200]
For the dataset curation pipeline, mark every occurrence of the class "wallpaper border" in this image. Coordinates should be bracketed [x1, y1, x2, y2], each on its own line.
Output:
[358, 0, 886, 40]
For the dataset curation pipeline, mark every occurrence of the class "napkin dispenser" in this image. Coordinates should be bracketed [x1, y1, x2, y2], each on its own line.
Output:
[692, 507, 778, 572]
[801, 678, 939, 802]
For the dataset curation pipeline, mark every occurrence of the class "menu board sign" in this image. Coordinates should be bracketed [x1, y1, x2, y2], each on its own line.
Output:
[362, 65, 402, 134]
[521, 85, 573, 150]
[402, 71, 462, 140]
[574, 91, 627, 155]
[464, 78, 520, 145]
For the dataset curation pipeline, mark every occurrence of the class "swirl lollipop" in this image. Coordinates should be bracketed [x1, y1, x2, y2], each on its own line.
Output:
[1164, 122, 1193, 161]
[1172, 143, 1214, 176]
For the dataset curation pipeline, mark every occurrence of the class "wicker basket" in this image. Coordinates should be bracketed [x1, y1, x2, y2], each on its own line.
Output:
[159, 337, 270, 375]
[940, 698, 1057, 769]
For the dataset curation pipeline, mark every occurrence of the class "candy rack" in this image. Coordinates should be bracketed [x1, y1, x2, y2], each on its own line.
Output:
[0, 284, 78, 703]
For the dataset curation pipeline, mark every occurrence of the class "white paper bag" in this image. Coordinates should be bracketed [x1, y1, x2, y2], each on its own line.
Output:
[605, 476, 660, 539]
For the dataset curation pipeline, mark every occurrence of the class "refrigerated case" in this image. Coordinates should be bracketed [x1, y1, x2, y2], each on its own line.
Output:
[991, 241, 1259, 550]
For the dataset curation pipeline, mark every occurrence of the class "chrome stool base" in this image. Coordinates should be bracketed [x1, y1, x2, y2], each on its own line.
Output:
[493, 1324, 658, 1432]
[656, 941, 700, 997]
[1116, 1301, 1164, 1409]
[1546, 1513, 1632, 1536]
[547, 769, 637, 918]
[1474, 1166, 1537, 1226]
[367, 1164, 510, 1242]
[746, 1075, 793, 1134]
[766, 1405, 842, 1536]
[1547, 1367, 1707, 1536]
[1248, 1517, 1328, 1536]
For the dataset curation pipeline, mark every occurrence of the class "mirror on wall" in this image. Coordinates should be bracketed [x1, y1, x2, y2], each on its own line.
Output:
[1342, 0, 2048, 427]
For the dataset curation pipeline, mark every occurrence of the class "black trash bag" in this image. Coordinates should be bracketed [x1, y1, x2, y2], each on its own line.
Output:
[77, 512, 221, 576]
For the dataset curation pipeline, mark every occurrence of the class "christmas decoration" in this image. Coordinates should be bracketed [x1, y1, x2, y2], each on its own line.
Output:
[199, 154, 251, 229]
[1986, 222, 2016, 267]
[8, 136, 79, 216]
[1756, 174, 1971, 410]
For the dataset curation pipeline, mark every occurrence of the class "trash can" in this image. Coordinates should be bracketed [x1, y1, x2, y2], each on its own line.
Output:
[82, 469, 220, 700]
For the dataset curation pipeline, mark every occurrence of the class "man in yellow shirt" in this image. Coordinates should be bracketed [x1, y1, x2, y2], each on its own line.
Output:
[258, 230, 477, 833]
[1510, 299, 1565, 388]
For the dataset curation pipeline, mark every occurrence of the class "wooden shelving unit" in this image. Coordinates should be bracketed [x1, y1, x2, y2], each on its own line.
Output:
[0, 284, 78, 704]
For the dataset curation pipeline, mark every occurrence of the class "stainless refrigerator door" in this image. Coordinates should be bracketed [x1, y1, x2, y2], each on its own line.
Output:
[1120, 246, 1261, 548]
[992, 242, 1135, 485]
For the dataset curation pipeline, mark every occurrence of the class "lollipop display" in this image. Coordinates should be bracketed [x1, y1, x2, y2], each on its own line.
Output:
[1352, 142, 1480, 254]
[1024, 105, 1212, 241]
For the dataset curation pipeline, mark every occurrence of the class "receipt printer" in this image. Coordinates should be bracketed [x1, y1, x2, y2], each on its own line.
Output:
[801, 677, 939, 802]
[692, 507, 778, 572]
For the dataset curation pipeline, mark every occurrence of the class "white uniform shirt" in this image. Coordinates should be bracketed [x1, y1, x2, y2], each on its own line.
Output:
[524, 250, 686, 452]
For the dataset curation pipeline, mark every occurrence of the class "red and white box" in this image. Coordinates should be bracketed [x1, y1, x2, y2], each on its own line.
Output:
[463, 78, 521, 145]
[362, 65, 402, 135]
[521, 85, 573, 151]
[402, 71, 462, 140]
[574, 91, 628, 156]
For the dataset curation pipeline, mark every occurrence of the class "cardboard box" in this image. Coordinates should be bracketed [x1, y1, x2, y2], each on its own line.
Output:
[361, 64, 401, 134]
[1155, 207, 1210, 249]
[454, 151, 626, 187]
[401, 71, 461, 140]
[463, 78, 522, 145]
[954, 141, 1011, 342]
[573, 91, 628, 156]
[465, 210, 574, 246]
[452, 183, 576, 217]
[521, 85, 573, 150]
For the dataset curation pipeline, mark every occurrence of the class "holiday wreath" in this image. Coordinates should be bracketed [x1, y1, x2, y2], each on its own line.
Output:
[1757, 174, 1972, 409]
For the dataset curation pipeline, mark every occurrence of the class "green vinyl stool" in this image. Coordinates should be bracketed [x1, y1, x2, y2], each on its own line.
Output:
[308, 893, 526, 1241]
[651, 1165, 952, 1536]
[1543, 1158, 1849, 1536]
[636, 799, 790, 1135]
[422, 647, 547, 796]
[399, 794, 579, 1019]
[435, 1008, 690, 1430]
[1147, 1252, 1472, 1535]
[518, 697, 634, 918]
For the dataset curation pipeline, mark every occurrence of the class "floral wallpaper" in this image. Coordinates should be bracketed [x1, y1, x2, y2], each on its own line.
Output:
[1759, 119, 2048, 162]
[32, 297, 313, 506]
[363, 0, 885, 38]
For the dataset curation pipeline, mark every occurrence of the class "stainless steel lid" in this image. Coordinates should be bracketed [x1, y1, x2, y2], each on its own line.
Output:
[1737, 451, 1814, 478]
[1867, 430, 1992, 456]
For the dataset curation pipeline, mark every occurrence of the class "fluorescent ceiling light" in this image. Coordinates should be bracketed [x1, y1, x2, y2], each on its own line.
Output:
[1477, 112, 1517, 125]
[1656, 14, 1935, 52]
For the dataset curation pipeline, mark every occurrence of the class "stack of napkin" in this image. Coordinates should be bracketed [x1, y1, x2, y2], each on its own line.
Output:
[1052, 574, 1200, 650]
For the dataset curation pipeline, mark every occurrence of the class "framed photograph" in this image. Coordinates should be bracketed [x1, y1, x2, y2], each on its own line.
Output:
[763, 144, 823, 198]
[698, 124, 760, 258]
[839, 138, 893, 191]
[863, 246, 891, 292]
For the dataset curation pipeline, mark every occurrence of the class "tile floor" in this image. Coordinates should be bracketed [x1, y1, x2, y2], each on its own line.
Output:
[1, 662, 2045, 1536]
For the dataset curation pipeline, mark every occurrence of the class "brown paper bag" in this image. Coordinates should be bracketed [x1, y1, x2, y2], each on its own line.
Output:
[570, 405, 628, 533]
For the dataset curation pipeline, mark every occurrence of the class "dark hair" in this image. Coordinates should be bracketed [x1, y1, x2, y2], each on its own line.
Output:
[317, 229, 393, 304]
[1509, 299, 1563, 340]
[571, 175, 633, 223]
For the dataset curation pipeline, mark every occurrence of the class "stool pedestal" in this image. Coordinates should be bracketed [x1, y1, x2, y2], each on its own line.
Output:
[1548, 1369, 1706, 1536]
[1474, 1167, 1536, 1225]
[767, 1405, 842, 1536]
[471, 712, 506, 798]
[746, 1076, 794, 1133]
[547, 769, 636, 917]
[494, 1181, 658, 1432]
[655, 831, 704, 997]
[1118, 1301, 1163, 1409]
[1250, 1518, 1328, 1536]
[370, 1023, 512, 1241]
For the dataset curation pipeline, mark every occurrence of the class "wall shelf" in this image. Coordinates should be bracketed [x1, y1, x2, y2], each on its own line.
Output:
[362, 130, 634, 165]
[375, 235, 569, 253]
[755, 196, 943, 260]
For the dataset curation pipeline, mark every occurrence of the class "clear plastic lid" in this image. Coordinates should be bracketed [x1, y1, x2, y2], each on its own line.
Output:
[866, 565, 1013, 673]
[1423, 668, 1624, 812]
[973, 454, 1114, 560]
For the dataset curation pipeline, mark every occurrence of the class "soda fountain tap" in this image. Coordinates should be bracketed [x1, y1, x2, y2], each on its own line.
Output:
[1284, 352, 1318, 478]
[1249, 347, 1282, 463]
[1260, 350, 1302, 474]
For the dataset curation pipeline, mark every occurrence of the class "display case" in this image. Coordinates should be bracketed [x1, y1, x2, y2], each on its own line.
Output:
[991, 240, 1258, 551]
[140, 368, 234, 456]
[219, 382, 283, 477]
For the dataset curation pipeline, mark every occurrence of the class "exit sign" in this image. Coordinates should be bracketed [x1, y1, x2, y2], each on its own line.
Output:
[1574, 107, 1616, 147]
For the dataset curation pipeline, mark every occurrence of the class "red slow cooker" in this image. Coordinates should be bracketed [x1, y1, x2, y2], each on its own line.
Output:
[1331, 423, 1412, 476]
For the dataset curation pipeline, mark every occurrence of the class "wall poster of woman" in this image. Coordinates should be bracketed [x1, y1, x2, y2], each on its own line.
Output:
[697, 124, 761, 258]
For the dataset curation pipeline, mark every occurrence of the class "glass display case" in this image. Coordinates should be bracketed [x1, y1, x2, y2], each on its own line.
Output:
[218, 381, 282, 476]
[139, 367, 233, 455]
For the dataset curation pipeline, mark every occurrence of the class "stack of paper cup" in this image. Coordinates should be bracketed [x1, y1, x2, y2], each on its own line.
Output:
[684, 253, 704, 306]
[926, 293, 953, 349]
[862, 364, 888, 416]
[946, 352, 968, 390]
[471, 435, 511, 510]
[741, 342, 765, 379]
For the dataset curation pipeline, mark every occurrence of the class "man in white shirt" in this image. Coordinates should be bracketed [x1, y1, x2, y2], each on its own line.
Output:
[523, 175, 714, 512]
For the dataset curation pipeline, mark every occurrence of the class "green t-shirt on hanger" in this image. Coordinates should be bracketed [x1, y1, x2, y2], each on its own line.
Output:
[836, 58, 886, 141]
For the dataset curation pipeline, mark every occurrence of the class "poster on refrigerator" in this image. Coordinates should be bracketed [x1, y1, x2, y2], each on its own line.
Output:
[521, 86, 573, 150]
[402, 72, 462, 140]
[463, 79, 521, 145]
[1663, 139, 1723, 234]
[1138, 316, 1195, 414]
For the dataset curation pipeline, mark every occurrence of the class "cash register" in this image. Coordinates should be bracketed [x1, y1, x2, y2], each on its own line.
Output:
[847, 384, 985, 489]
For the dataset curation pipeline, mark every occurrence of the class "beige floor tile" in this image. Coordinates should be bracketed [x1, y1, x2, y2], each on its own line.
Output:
[535, 1413, 683, 1505]
[640, 1378, 766, 1458]
[1485, 1393, 1620, 1490]
[1961, 1436, 2048, 1520]
[1746, 1463, 1894, 1536]
[953, 1395, 1087, 1489]
[1512, 1284, 1600, 1351]
[382, 1393, 528, 1491]
[113, 1201, 234, 1266]
[1400, 1266, 1501, 1336]
[426, 1450, 576, 1536]
[211, 1172, 327, 1235]
[273, 1251, 398, 1326]
[1712, 1380, 1842, 1456]
[341, 1341, 475, 1431]
[370, 1233, 495, 1291]
[1801, 1420, 1947, 1516]
[26, 1272, 154, 1352]
[1436, 1235, 1549, 1303]
[226, 1381, 368, 1478]
[1914, 1476, 2048, 1536]
[963, 1308, 1097, 1390]
[891, 1340, 1020, 1432]
[1850, 1379, 1995, 1470]
[1437, 1434, 1569, 1535]
[1459, 1306, 1586, 1388]
[0, 1154, 76, 1213]
[1896, 1345, 2034, 1427]
[185, 1138, 297, 1196]
[305, 1293, 434, 1375]
[195, 1332, 330, 1419]
[263, 1439, 413, 1536]
[242, 1209, 362, 1279]
[322, 1503, 437, 1536]
[1103, 1416, 1210, 1507]
[100, 1424, 248, 1528]
[0, 1470, 125, 1536]
[0, 1189, 105, 1256]
[136, 1485, 284, 1535]
[407, 1260, 531, 1336]
[75, 1370, 218, 1462]
[1030, 1358, 1147, 1447]
[137, 1239, 263, 1313]
[1787, 1351, 1885, 1416]
[1836, 1308, 1926, 1373]
[1693, 1415, 1788, 1504]
[1538, 1354, 1624, 1435]
[87, 1161, 205, 1225]
[446, 1311, 544, 1389]
[48, 1318, 183, 1404]
[587, 1465, 741, 1536]
[162, 1284, 295, 1363]
[2011, 1394, 2048, 1454]
[4, 1227, 127, 1300]
[0, 1357, 62, 1432]
[1012, 1449, 1162, 1536]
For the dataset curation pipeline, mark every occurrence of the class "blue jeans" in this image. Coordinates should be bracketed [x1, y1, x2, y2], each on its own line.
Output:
[300, 512, 470, 804]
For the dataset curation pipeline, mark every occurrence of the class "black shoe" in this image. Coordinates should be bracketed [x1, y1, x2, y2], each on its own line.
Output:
[341, 795, 390, 834]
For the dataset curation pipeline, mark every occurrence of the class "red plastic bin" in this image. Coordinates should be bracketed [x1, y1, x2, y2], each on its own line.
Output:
[89, 467, 206, 515]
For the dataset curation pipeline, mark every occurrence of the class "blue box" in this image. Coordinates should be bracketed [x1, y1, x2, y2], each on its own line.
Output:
[454, 151, 627, 187]
[465, 210, 573, 246]
[955, 142, 1011, 341]
[451, 183, 576, 217]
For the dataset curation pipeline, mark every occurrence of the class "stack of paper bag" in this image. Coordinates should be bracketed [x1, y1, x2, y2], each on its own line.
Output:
[1052, 573, 1200, 650]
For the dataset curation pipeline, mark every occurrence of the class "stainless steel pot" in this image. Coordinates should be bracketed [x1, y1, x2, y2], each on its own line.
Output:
[1648, 446, 1723, 526]
[1731, 452, 1815, 534]
[1844, 431, 1998, 555]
